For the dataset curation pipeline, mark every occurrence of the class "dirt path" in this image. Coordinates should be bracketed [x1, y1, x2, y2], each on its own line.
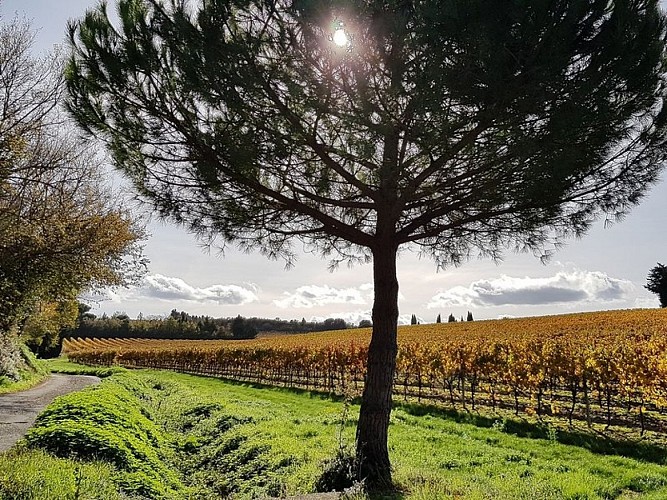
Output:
[0, 374, 100, 452]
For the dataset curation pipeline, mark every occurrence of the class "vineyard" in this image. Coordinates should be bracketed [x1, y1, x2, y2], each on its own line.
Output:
[63, 308, 667, 433]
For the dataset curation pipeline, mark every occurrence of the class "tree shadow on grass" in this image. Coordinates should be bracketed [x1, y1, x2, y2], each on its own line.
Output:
[396, 402, 667, 466]
[178, 374, 667, 467]
[367, 490, 405, 500]
[188, 373, 364, 404]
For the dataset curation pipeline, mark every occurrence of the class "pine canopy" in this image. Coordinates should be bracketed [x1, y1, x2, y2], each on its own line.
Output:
[66, 0, 667, 267]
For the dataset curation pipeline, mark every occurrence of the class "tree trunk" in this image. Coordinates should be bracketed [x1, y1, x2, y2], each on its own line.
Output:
[356, 244, 399, 489]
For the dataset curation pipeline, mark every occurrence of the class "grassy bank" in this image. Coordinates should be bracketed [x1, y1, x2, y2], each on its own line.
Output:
[3, 361, 667, 498]
[0, 345, 49, 395]
[46, 357, 127, 378]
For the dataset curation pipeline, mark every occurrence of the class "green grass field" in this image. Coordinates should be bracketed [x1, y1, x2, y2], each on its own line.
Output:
[2, 361, 667, 499]
[0, 449, 121, 500]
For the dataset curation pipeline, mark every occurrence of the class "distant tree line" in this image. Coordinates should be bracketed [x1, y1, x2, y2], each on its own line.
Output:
[60, 307, 351, 345]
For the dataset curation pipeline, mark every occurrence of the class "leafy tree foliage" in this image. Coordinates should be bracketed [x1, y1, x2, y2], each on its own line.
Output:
[322, 317, 348, 330]
[21, 299, 79, 356]
[448, 313, 456, 323]
[436, 314, 441, 324]
[0, 12, 146, 337]
[66, 0, 667, 486]
[231, 315, 259, 339]
[467, 311, 474, 322]
[646, 263, 667, 307]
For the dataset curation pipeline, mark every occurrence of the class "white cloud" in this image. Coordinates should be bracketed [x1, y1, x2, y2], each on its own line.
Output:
[398, 313, 425, 325]
[427, 270, 635, 309]
[108, 274, 259, 305]
[307, 311, 422, 327]
[274, 284, 372, 309]
[309, 310, 372, 326]
[634, 297, 660, 309]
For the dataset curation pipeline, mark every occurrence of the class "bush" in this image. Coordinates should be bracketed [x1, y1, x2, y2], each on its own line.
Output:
[314, 449, 359, 493]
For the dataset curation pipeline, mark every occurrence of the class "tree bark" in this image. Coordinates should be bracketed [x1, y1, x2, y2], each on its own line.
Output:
[356, 244, 399, 489]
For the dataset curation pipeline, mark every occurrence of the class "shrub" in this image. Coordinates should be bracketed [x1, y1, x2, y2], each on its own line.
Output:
[314, 449, 359, 493]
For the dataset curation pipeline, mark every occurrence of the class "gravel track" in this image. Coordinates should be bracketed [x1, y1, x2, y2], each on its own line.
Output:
[0, 374, 100, 452]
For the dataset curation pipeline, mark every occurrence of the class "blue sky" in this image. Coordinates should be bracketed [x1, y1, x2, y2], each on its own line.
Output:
[3, 0, 665, 324]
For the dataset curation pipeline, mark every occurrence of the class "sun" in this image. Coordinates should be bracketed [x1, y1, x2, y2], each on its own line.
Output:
[333, 28, 348, 47]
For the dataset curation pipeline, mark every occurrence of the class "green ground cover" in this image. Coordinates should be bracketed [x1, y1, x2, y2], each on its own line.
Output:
[0, 449, 121, 500]
[23, 373, 184, 498]
[1, 360, 667, 499]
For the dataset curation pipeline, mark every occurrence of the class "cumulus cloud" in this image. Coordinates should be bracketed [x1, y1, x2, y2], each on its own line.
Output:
[109, 274, 259, 305]
[274, 284, 372, 309]
[427, 270, 634, 309]
[310, 310, 372, 326]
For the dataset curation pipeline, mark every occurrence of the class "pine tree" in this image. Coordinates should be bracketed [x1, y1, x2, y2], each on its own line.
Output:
[66, 0, 667, 487]
[436, 314, 441, 324]
[467, 311, 474, 322]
